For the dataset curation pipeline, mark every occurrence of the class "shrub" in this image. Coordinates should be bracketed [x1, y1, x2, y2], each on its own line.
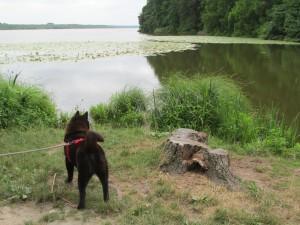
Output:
[109, 87, 147, 118]
[90, 87, 147, 126]
[0, 74, 58, 129]
[90, 103, 109, 123]
[119, 111, 144, 127]
[257, 108, 299, 154]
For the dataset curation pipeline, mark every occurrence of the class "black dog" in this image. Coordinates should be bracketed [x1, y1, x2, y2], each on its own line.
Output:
[64, 111, 109, 209]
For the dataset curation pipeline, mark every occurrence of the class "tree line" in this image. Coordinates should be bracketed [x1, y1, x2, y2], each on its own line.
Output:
[138, 0, 300, 42]
[0, 23, 137, 30]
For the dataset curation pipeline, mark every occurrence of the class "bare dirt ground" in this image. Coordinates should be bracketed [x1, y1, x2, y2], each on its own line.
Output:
[1, 155, 299, 225]
[0, 201, 111, 225]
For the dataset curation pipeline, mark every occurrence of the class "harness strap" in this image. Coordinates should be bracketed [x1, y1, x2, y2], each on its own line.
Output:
[65, 138, 85, 163]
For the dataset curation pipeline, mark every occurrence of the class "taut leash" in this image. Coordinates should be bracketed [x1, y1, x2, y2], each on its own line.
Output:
[0, 142, 70, 157]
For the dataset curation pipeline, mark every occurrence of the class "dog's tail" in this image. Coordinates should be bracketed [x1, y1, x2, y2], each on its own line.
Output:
[85, 130, 104, 153]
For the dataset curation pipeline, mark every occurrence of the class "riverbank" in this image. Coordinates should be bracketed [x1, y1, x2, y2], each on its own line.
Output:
[0, 125, 299, 224]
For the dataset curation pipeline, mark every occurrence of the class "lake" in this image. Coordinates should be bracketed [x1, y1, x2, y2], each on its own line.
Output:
[0, 28, 299, 129]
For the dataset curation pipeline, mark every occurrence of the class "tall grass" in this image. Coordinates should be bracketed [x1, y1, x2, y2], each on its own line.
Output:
[90, 87, 147, 126]
[0, 74, 58, 129]
[89, 74, 299, 154]
[150, 74, 299, 150]
[151, 74, 254, 142]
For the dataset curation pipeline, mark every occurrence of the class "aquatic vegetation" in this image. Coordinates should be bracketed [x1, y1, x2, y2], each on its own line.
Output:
[146, 35, 300, 45]
[0, 40, 196, 64]
[1, 35, 297, 65]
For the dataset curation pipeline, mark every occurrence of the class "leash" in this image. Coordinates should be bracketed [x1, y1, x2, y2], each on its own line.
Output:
[0, 142, 70, 157]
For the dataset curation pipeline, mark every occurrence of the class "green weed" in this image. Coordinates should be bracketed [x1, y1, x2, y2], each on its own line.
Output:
[151, 74, 253, 141]
[0, 74, 58, 129]
[90, 87, 147, 126]
[0, 126, 299, 224]
[245, 181, 264, 200]
[38, 211, 64, 223]
[211, 207, 279, 225]
[148, 74, 299, 152]
[122, 200, 187, 225]
[90, 103, 109, 123]
[24, 221, 35, 225]
[155, 179, 176, 199]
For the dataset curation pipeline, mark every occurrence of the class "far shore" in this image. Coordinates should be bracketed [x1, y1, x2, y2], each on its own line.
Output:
[0, 23, 138, 30]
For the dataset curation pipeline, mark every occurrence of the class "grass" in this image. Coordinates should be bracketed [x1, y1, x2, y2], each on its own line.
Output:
[151, 74, 299, 150]
[89, 74, 299, 157]
[0, 72, 300, 224]
[0, 125, 300, 224]
[90, 87, 147, 127]
[151, 74, 253, 140]
[0, 74, 59, 129]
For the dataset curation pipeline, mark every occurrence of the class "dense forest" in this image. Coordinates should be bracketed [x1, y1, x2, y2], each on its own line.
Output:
[138, 0, 300, 42]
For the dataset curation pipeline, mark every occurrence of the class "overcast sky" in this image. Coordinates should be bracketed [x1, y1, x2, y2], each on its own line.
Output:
[0, 0, 147, 25]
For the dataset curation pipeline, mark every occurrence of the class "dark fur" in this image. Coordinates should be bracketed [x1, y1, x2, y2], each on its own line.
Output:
[64, 111, 109, 209]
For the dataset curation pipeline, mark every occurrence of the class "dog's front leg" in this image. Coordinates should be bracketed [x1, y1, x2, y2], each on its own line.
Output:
[65, 160, 74, 183]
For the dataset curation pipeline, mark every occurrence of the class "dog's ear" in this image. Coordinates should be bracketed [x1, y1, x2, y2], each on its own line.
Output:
[73, 111, 80, 118]
[84, 111, 88, 119]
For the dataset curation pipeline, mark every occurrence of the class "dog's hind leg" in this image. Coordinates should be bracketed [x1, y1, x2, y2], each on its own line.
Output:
[65, 160, 74, 183]
[96, 170, 109, 202]
[77, 171, 92, 209]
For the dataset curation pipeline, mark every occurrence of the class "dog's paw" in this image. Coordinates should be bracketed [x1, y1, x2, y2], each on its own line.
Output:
[65, 178, 73, 183]
[77, 204, 85, 210]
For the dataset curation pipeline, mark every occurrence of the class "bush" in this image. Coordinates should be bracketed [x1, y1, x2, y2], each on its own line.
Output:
[0, 74, 58, 129]
[90, 87, 147, 126]
[90, 103, 109, 123]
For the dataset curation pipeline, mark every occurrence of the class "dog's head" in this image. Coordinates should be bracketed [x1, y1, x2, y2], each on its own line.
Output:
[64, 111, 90, 142]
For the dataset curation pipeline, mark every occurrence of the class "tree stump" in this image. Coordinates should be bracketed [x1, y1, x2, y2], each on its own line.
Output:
[160, 128, 241, 189]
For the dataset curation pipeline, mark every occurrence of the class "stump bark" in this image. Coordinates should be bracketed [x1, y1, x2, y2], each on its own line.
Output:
[160, 128, 241, 189]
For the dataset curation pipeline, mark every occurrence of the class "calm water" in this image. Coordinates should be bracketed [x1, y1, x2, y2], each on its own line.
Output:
[0, 29, 299, 129]
[147, 44, 300, 124]
[0, 28, 146, 42]
[1, 57, 159, 112]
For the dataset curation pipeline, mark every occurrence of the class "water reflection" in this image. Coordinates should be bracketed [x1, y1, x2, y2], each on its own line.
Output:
[1, 43, 299, 131]
[146, 44, 300, 125]
[1, 56, 159, 112]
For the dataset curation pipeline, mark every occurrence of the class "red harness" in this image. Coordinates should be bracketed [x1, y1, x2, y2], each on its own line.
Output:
[65, 138, 85, 163]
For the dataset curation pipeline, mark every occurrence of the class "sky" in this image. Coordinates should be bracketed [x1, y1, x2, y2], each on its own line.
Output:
[0, 0, 147, 25]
